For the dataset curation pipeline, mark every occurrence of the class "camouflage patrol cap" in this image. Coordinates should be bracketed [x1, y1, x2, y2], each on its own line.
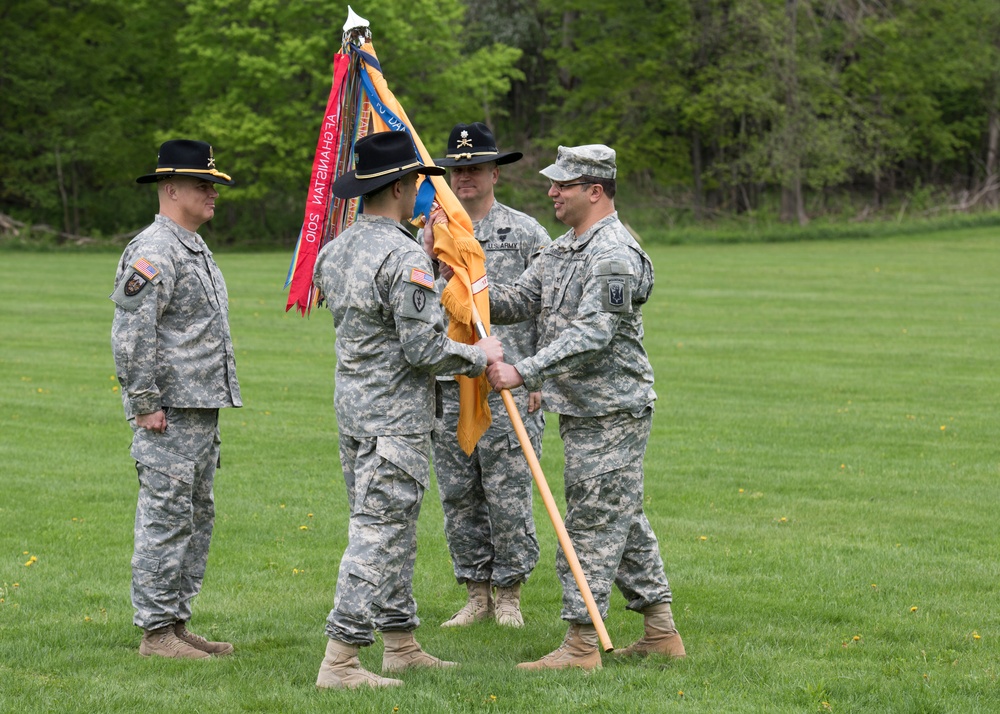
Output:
[539, 144, 617, 181]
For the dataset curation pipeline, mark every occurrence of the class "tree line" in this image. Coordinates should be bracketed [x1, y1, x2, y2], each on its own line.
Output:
[2, 0, 998, 244]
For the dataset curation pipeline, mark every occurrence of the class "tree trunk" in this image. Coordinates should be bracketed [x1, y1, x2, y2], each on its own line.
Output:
[558, 11, 579, 91]
[692, 128, 704, 219]
[986, 80, 999, 209]
[779, 0, 809, 226]
[55, 147, 70, 242]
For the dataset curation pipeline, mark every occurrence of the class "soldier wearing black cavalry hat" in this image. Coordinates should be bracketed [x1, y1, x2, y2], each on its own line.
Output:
[429, 123, 550, 630]
[311, 130, 504, 689]
[111, 139, 241, 659]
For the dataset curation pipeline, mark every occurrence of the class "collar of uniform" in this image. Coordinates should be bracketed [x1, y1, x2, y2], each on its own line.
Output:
[357, 212, 417, 242]
[154, 214, 208, 254]
[475, 200, 501, 244]
[570, 211, 618, 250]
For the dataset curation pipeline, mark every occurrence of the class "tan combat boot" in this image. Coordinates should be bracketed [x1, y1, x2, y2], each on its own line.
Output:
[440, 581, 493, 627]
[175, 622, 234, 656]
[381, 630, 458, 673]
[614, 602, 686, 659]
[494, 583, 524, 627]
[517, 623, 602, 671]
[139, 625, 211, 659]
[316, 639, 403, 689]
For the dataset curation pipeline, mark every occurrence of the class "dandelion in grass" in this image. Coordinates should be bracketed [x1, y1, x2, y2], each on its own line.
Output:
[24, 555, 37, 567]
[84, 616, 91, 622]
[299, 525, 308, 531]
[940, 425, 946, 431]
[739, 488, 744, 494]
[910, 606, 918, 613]
[678, 691, 684, 698]
[699, 536, 707, 542]
[972, 631, 981, 640]
[871, 584, 877, 590]
[12, 583, 19, 588]
[307, 513, 314, 518]
[852, 635, 861, 642]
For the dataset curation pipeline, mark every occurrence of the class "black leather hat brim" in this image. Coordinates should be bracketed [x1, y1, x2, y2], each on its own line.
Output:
[136, 171, 235, 186]
[433, 150, 522, 168]
[331, 165, 445, 200]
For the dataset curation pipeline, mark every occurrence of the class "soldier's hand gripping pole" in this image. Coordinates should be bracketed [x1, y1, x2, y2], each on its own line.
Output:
[471, 305, 613, 652]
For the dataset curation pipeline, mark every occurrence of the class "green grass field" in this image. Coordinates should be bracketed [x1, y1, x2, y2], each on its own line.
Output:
[2, 227, 998, 712]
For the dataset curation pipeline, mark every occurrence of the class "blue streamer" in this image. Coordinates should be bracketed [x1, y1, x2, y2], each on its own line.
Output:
[413, 177, 437, 222]
[348, 45, 434, 222]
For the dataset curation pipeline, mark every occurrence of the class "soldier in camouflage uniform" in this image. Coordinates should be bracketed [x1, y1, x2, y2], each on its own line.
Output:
[312, 131, 504, 690]
[486, 145, 686, 670]
[430, 123, 550, 628]
[110, 140, 240, 659]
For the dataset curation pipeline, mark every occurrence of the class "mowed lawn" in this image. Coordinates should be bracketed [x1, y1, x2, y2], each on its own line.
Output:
[1, 227, 998, 712]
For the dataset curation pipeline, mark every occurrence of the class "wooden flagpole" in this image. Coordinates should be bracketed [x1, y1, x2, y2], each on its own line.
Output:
[470, 306, 613, 652]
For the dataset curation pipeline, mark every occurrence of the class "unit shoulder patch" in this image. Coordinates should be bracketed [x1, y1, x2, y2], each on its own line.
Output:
[595, 259, 632, 313]
[399, 266, 436, 323]
[109, 256, 161, 311]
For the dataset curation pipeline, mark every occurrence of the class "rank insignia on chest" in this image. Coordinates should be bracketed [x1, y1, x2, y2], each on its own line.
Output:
[133, 257, 160, 280]
[409, 268, 435, 289]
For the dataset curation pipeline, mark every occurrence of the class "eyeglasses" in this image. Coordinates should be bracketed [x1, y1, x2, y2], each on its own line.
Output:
[549, 180, 593, 192]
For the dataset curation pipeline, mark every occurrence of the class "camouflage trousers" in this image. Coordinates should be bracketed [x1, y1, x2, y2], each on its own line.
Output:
[432, 382, 541, 588]
[556, 409, 673, 623]
[326, 433, 430, 646]
[129, 407, 220, 631]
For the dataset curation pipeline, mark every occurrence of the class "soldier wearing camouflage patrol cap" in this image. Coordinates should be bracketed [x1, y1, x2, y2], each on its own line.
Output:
[311, 131, 504, 689]
[430, 122, 550, 629]
[110, 139, 240, 659]
[486, 144, 686, 670]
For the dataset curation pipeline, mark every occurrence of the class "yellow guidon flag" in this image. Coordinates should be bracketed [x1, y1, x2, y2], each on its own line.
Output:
[357, 41, 492, 455]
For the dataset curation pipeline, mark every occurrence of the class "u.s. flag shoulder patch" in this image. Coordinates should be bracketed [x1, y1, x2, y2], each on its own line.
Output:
[409, 267, 435, 289]
[133, 257, 160, 280]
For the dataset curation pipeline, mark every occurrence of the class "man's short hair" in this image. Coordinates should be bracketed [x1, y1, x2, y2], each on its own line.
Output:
[363, 177, 401, 203]
[582, 174, 616, 200]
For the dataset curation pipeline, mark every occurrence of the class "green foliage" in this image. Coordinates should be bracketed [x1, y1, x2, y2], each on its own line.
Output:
[0, 0, 184, 234]
[1, 0, 998, 240]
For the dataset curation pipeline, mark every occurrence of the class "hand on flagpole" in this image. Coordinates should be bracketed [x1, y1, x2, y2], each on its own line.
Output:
[476, 336, 504, 365]
[486, 362, 524, 391]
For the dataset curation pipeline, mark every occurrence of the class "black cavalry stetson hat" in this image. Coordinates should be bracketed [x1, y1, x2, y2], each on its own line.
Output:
[135, 139, 235, 185]
[433, 122, 522, 167]
[332, 131, 445, 199]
